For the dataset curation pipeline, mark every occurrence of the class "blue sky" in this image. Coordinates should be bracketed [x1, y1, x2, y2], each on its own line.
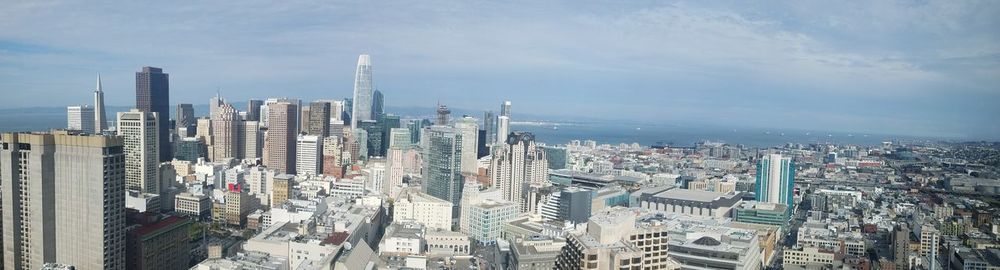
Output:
[1, 1, 998, 139]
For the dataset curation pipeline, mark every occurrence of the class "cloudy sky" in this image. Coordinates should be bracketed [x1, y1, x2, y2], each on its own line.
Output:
[1, 1, 998, 139]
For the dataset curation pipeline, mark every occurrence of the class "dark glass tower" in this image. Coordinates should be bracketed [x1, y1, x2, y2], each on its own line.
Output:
[136, 66, 171, 162]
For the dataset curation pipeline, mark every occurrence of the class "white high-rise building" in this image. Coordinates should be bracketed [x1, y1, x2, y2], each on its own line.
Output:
[93, 75, 108, 132]
[117, 109, 160, 194]
[296, 135, 322, 177]
[351, 54, 374, 128]
[1, 132, 126, 270]
[455, 116, 480, 176]
[755, 154, 795, 208]
[496, 115, 510, 145]
[67, 105, 95, 134]
[500, 100, 512, 117]
[490, 131, 548, 213]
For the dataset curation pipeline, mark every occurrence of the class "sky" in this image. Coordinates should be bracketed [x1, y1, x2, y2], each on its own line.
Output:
[1, 1, 998, 140]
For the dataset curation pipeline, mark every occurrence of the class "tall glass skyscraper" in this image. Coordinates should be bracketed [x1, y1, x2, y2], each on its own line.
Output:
[351, 54, 373, 128]
[755, 154, 795, 208]
[372, 89, 384, 120]
[135, 66, 171, 161]
[422, 125, 465, 217]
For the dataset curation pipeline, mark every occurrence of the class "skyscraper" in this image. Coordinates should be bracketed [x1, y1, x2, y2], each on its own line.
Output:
[175, 103, 195, 137]
[436, 104, 451, 126]
[135, 66, 171, 161]
[483, 110, 496, 145]
[1, 132, 127, 270]
[755, 154, 795, 208]
[243, 121, 262, 161]
[489, 131, 547, 212]
[67, 105, 95, 134]
[264, 101, 298, 174]
[94, 74, 108, 132]
[351, 54, 373, 128]
[455, 116, 480, 176]
[496, 115, 510, 145]
[209, 92, 224, 120]
[500, 100, 512, 117]
[118, 109, 160, 195]
[211, 103, 241, 161]
[296, 134, 322, 176]
[422, 125, 465, 217]
[386, 128, 412, 198]
[372, 89, 384, 120]
[308, 101, 331, 137]
[246, 99, 264, 121]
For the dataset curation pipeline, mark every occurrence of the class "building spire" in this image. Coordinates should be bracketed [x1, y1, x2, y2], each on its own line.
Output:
[96, 73, 103, 93]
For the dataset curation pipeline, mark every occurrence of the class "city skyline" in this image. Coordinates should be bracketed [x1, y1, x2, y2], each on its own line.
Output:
[1, 1, 998, 140]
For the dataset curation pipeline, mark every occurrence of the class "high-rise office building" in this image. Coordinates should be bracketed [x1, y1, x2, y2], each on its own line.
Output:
[211, 103, 241, 161]
[358, 120, 384, 158]
[455, 116, 480, 176]
[135, 66, 171, 161]
[386, 128, 412, 198]
[118, 109, 161, 195]
[490, 131, 547, 212]
[243, 121, 262, 161]
[308, 101, 331, 137]
[209, 92, 224, 120]
[436, 104, 451, 126]
[422, 125, 465, 217]
[300, 106, 312, 136]
[755, 154, 795, 208]
[483, 110, 496, 145]
[264, 101, 298, 174]
[94, 75, 108, 132]
[496, 115, 510, 145]
[296, 135, 322, 177]
[67, 105, 95, 134]
[175, 103, 195, 137]
[379, 114, 401, 152]
[1, 132, 127, 270]
[351, 54, 374, 128]
[372, 89, 384, 120]
[246, 99, 264, 121]
[500, 100, 512, 117]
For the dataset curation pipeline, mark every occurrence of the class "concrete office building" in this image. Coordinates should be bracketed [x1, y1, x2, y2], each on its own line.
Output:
[296, 135, 322, 177]
[125, 215, 192, 270]
[1, 132, 127, 270]
[175, 103, 195, 137]
[264, 101, 298, 174]
[455, 116, 480, 176]
[135, 66, 171, 161]
[308, 101, 331, 137]
[118, 109, 161, 194]
[211, 103, 241, 161]
[67, 105, 95, 134]
[246, 99, 264, 121]
[243, 120, 262, 161]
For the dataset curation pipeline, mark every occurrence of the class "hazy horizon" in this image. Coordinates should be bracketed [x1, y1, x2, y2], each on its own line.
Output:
[2, 1, 998, 140]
